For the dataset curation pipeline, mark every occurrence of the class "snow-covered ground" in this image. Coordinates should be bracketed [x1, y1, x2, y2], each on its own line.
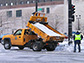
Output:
[57, 38, 84, 53]
[0, 39, 84, 63]
[1, 38, 84, 53]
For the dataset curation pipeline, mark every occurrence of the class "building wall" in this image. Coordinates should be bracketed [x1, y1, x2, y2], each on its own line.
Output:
[0, 4, 64, 35]
[64, 0, 84, 34]
[0, 0, 65, 35]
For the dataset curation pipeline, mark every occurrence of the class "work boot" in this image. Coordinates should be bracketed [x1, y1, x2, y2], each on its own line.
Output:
[73, 51, 76, 52]
[78, 50, 81, 52]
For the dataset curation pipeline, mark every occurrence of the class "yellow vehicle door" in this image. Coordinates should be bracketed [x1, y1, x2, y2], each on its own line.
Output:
[23, 29, 31, 44]
[12, 29, 23, 45]
[23, 29, 37, 44]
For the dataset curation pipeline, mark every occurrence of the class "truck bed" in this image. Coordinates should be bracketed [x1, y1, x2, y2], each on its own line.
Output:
[27, 22, 65, 42]
[33, 23, 61, 36]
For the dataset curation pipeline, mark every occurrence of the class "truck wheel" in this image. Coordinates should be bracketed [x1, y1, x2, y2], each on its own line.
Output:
[32, 42, 42, 51]
[46, 47, 55, 51]
[46, 45, 55, 51]
[4, 41, 11, 50]
[18, 46, 24, 50]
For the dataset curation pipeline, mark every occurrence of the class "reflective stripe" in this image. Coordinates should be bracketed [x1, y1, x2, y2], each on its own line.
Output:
[75, 34, 81, 40]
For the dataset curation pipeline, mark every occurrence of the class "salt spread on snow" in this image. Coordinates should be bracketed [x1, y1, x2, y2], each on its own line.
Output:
[33, 23, 61, 36]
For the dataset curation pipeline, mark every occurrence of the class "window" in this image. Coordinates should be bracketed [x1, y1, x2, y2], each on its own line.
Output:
[14, 29, 22, 35]
[30, 1, 33, 3]
[15, 2, 18, 5]
[20, 1, 24, 4]
[46, 7, 50, 13]
[24, 29, 30, 35]
[0, 4, 3, 6]
[6, 3, 8, 6]
[24, 29, 36, 35]
[44, 0, 47, 2]
[33, 1, 35, 3]
[38, 0, 42, 2]
[7, 11, 12, 17]
[50, 0, 52, 1]
[8, 3, 11, 6]
[16, 10, 22, 17]
[11, 3, 13, 6]
[3, 3, 6, 6]
[26, 1, 29, 4]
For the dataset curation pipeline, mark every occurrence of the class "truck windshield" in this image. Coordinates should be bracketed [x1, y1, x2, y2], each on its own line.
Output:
[14, 29, 22, 35]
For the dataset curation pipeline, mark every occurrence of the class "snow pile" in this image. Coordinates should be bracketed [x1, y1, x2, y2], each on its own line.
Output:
[81, 40, 84, 50]
[56, 39, 84, 52]
[64, 44, 74, 52]
[33, 23, 61, 36]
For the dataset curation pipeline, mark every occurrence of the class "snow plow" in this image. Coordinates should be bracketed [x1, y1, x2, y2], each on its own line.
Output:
[1, 12, 66, 51]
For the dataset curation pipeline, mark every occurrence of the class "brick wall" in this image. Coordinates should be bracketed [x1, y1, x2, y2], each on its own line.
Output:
[0, 1, 64, 9]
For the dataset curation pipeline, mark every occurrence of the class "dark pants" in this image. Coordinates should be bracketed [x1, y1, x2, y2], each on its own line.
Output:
[74, 41, 81, 52]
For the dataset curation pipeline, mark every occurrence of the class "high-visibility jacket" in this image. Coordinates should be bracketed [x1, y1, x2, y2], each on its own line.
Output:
[75, 34, 81, 40]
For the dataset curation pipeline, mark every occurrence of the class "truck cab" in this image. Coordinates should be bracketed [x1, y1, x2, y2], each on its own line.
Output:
[2, 29, 37, 50]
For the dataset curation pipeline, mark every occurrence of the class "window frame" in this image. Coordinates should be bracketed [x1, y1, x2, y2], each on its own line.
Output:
[16, 10, 22, 17]
[46, 7, 50, 13]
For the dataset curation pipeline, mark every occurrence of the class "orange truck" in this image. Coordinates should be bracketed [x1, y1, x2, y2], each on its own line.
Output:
[1, 12, 66, 51]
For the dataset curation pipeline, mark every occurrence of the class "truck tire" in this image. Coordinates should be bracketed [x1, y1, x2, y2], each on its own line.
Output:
[32, 42, 42, 51]
[46, 45, 55, 51]
[4, 41, 11, 50]
[18, 46, 24, 50]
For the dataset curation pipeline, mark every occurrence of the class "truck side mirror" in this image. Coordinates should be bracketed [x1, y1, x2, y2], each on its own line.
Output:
[12, 31, 16, 35]
[12, 31, 14, 34]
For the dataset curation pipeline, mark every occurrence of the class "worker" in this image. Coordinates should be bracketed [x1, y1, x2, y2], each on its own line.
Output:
[73, 31, 83, 52]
